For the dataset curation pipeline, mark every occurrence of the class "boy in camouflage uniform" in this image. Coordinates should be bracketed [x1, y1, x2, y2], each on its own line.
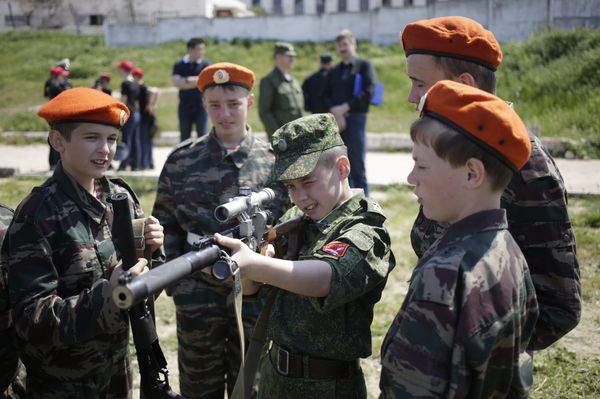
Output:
[152, 62, 285, 399]
[380, 80, 539, 398]
[4, 87, 165, 399]
[215, 113, 396, 398]
[0, 203, 25, 399]
[401, 16, 580, 350]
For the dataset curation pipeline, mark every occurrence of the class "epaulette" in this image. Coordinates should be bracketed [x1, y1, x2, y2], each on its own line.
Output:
[12, 185, 52, 223]
[109, 177, 141, 205]
[174, 137, 195, 151]
[362, 197, 385, 217]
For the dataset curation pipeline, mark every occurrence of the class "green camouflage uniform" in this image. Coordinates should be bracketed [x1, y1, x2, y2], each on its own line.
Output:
[4, 163, 150, 399]
[381, 209, 539, 398]
[152, 128, 285, 399]
[1, 203, 25, 399]
[410, 135, 581, 350]
[258, 67, 304, 140]
[260, 192, 395, 399]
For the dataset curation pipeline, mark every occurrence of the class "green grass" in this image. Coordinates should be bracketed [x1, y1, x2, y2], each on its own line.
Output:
[1, 29, 600, 147]
[2, 177, 599, 397]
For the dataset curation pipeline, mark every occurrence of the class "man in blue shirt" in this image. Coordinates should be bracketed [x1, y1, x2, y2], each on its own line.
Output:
[172, 38, 211, 142]
[324, 30, 377, 197]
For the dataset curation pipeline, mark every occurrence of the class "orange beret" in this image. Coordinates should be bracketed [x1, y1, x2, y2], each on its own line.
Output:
[197, 62, 255, 92]
[38, 87, 130, 128]
[402, 16, 502, 71]
[419, 80, 531, 170]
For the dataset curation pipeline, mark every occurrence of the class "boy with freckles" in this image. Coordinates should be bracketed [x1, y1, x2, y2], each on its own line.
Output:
[216, 113, 395, 398]
[379, 80, 539, 398]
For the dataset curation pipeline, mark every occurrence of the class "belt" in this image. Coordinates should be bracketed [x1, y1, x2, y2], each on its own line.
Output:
[269, 343, 360, 380]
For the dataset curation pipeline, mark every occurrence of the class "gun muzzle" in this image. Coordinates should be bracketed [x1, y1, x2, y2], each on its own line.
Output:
[214, 188, 275, 222]
[112, 245, 221, 309]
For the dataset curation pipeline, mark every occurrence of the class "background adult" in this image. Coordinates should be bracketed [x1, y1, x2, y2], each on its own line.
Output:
[258, 42, 304, 141]
[172, 37, 211, 142]
[302, 52, 334, 114]
[323, 30, 377, 197]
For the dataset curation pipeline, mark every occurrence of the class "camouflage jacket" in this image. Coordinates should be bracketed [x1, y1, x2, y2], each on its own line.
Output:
[258, 67, 304, 139]
[152, 128, 286, 279]
[266, 190, 395, 361]
[4, 163, 145, 386]
[381, 209, 539, 399]
[0, 203, 18, 393]
[410, 135, 580, 350]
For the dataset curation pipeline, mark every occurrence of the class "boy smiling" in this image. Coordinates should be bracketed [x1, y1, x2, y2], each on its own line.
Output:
[215, 113, 395, 398]
[5, 87, 164, 398]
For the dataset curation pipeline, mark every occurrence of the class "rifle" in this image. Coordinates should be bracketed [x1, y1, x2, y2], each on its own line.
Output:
[112, 187, 278, 309]
[109, 192, 184, 399]
[111, 187, 302, 399]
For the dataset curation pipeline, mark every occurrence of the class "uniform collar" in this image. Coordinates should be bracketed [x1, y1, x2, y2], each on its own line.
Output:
[52, 162, 108, 225]
[310, 189, 365, 233]
[433, 208, 508, 253]
[207, 126, 255, 168]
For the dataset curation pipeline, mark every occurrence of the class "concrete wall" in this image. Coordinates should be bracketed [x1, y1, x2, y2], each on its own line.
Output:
[0, 0, 212, 33]
[104, 0, 600, 47]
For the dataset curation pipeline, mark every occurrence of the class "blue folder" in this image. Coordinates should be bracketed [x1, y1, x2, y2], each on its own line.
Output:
[353, 74, 384, 105]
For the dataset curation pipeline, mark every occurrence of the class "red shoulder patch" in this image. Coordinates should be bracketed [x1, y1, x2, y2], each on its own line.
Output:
[321, 241, 350, 257]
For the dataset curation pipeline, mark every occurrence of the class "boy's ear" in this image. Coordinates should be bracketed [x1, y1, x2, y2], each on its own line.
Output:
[456, 72, 477, 88]
[465, 158, 486, 188]
[48, 129, 65, 153]
[247, 93, 255, 108]
[336, 155, 351, 179]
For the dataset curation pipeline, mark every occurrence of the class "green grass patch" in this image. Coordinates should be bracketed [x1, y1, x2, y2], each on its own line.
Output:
[531, 345, 600, 398]
[2, 29, 600, 147]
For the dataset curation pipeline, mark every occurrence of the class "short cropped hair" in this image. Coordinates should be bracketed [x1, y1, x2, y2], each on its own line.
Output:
[335, 29, 355, 43]
[203, 84, 250, 96]
[411, 117, 513, 191]
[433, 56, 497, 94]
[187, 37, 205, 49]
[50, 122, 78, 141]
[316, 145, 349, 169]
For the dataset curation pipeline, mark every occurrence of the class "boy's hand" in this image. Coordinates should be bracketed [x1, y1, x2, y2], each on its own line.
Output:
[144, 216, 164, 253]
[213, 233, 257, 269]
[214, 233, 262, 295]
[330, 103, 350, 132]
[109, 258, 149, 287]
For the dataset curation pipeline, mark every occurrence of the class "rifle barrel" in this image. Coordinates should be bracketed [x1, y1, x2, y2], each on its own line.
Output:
[113, 245, 221, 309]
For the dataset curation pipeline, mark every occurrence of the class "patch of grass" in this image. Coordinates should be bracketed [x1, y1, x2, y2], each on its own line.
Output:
[2, 29, 600, 145]
[498, 27, 600, 143]
[531, 345, 600, 398]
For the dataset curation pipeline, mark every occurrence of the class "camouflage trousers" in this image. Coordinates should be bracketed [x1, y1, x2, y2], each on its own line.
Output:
[173, 278, 262, 399]
[22, 355, 132, 399]
[0, 359, 26, 399]
[258, 353, 366, 399]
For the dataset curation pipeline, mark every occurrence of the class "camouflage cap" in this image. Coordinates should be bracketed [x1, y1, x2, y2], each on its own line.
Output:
[274, 42, 297, 57]
[271, 113, 343, 181]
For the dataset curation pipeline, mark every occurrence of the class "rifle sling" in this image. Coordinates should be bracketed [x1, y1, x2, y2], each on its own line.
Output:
[229, 266, 246, 399]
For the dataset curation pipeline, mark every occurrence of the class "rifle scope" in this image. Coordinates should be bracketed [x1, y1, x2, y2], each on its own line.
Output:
[214, 188, 275, 222]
